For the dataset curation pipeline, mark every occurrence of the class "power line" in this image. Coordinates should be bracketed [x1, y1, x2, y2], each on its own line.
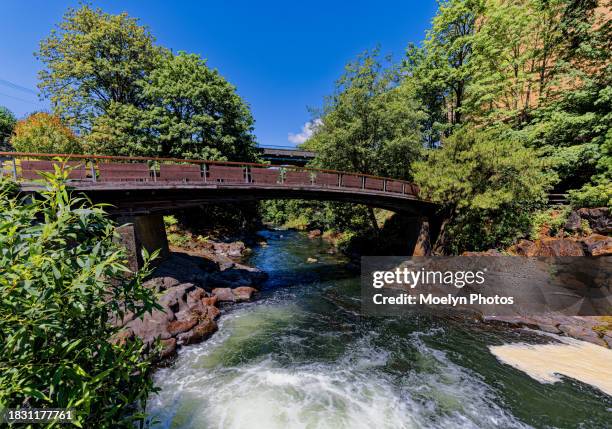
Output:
[0, 78, 38, 95]
[0, 91, 41, 105]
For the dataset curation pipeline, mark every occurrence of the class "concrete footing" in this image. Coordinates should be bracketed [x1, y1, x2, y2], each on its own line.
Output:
[412, 217, 431, 256]
[115, 214, 169, 271]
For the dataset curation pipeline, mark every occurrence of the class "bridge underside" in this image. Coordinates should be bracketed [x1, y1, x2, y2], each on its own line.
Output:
[22, 183, 438, 217]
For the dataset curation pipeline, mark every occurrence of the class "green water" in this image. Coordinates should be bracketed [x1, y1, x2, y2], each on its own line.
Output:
[147, 230, 611, 429]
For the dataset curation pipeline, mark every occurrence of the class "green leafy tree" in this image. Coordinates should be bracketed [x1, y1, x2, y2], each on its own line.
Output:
[404, 0, 483, 144]
[141, 51, 257, 161]
[0, 168, 160, 427]
[0, 106, 16, 143]
[303, 49, 424, 232]
[37, 4, 165, 132]
[413, 127, 555, 253]
[10, 112, 83, 154]
[306, 49, 424, 179]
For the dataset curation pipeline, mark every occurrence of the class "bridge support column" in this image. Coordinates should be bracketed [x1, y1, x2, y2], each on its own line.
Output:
[412, 217, 431, 256]
[115, 214, 169, 271]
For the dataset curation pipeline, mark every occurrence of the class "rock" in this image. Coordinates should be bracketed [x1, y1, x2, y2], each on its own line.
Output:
[462, 249, 502, 256]
[167, 317, 198, 336]
[176, 319, 218, 345]
[144, 275, 181, 291]
[578, 207, 612, 235]
[204, 305, 221, 320]
[306, 257, 318, 263]
[207, 263, 267, 288]
[308, 229, 322, 239]
[159, 338, 177, 359]
[581, 234, 612, 256]
[213, 241, 246, 258]
[202, 296, 218, 306]
[212, 287, 235, 302]
[187, 288, 206, 306]
[564, 211, 582, 232]
[110, 329, 134, 346]
[233, 286, 257, 302]
[158, 283, 195, 315]
[558, 324, 608, 347]
[511, 239, 537, 256]
[124, 309, 172, 345]
[537, 237, 585, 256]
[512, 238, 584, 256]
[412, 218, 431, 256]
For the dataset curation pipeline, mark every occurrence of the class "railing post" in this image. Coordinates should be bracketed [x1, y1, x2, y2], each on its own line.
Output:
[90, 160, 97, 182]
[203, 163, 207, 182]
[153, 162, 157, 182]
[245, 166, 249, 183]
[11, 157, 18, 181]
[383, 179, 387, 192]
[280, 168, 285, 184]
[338, 173, 342, 187]
[361, 175, 365, 189]
[402, 183, 406, 194]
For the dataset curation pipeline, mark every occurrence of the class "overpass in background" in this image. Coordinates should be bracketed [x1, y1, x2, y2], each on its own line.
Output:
[2, 152, 437, 269]
[257, 145, 316, 166]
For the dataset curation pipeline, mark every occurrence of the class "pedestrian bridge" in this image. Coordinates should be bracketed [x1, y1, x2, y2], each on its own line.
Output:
[2, 152, 438, 268]
[2, 152, 436, 216]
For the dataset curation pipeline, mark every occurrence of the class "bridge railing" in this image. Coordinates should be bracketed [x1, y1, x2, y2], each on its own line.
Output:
[0, 152, 420, 197]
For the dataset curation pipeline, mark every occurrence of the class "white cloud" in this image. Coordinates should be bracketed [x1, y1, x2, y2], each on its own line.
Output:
[288, 119, 322, 145]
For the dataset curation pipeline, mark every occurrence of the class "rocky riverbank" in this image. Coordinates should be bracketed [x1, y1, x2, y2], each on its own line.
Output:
[113, 237, 267, 361]
[465, 207, 612, 347]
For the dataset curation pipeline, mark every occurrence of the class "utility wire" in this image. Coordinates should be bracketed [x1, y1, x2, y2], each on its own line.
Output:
[0, 78, 39, 95]
[0, 91, 41, 105]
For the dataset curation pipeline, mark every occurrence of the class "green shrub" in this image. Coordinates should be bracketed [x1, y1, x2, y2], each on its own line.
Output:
[568, 180, 612, 209]
[529, 207, 571, 240]
[0, 167, 159, 427]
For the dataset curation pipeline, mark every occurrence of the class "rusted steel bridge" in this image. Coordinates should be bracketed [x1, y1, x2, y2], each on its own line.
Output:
[2, 152, 436, 216]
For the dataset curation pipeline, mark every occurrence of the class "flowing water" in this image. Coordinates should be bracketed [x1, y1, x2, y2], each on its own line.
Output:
[147, 230, 611, 429]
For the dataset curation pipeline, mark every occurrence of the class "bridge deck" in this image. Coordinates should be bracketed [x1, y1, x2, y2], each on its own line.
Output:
[1, 152, 436, 215]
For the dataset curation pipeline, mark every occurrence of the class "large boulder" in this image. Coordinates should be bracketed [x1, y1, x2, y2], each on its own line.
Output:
[578, 207, 611, 235]
[167, 317, 198, 336]
[564, 210, 582, 232]
[233, 286, 258, 302]
[212, 287, 235, 302]
[581, 234, 612, 256]
[176, 319, 218, 346]
[511, 238, 584, 256]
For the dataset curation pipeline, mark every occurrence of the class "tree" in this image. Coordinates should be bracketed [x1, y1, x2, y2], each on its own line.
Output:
[37, 4, 165, 132]
[303, 49, 424, 232]
[141, 52, 257, 161]
[413, 127, 555, 253]
[306, 49, 424, 179]
[0, 169, 159, 427]
[404, 0, 483, 144]
[10, 112, 83, 154]
[0, 106, 16, 143]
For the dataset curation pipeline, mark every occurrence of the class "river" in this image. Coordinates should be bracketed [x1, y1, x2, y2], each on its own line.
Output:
[147, 230, 611, 428]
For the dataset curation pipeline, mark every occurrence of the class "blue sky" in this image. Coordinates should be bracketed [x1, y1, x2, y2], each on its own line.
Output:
[0, 1, 437, 147]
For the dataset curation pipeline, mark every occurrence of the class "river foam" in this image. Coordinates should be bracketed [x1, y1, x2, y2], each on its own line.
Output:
[490, 336, 612, 396]
[147, 299, 529, 429]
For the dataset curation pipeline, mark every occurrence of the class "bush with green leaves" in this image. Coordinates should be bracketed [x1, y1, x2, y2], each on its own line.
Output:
[0, 167, 160, 428]
[0, 106, 16, 143]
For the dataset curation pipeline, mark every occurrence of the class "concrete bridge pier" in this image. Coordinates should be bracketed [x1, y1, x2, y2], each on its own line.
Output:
[115, 214, 169, 271]
[412, 216, 432, 256]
